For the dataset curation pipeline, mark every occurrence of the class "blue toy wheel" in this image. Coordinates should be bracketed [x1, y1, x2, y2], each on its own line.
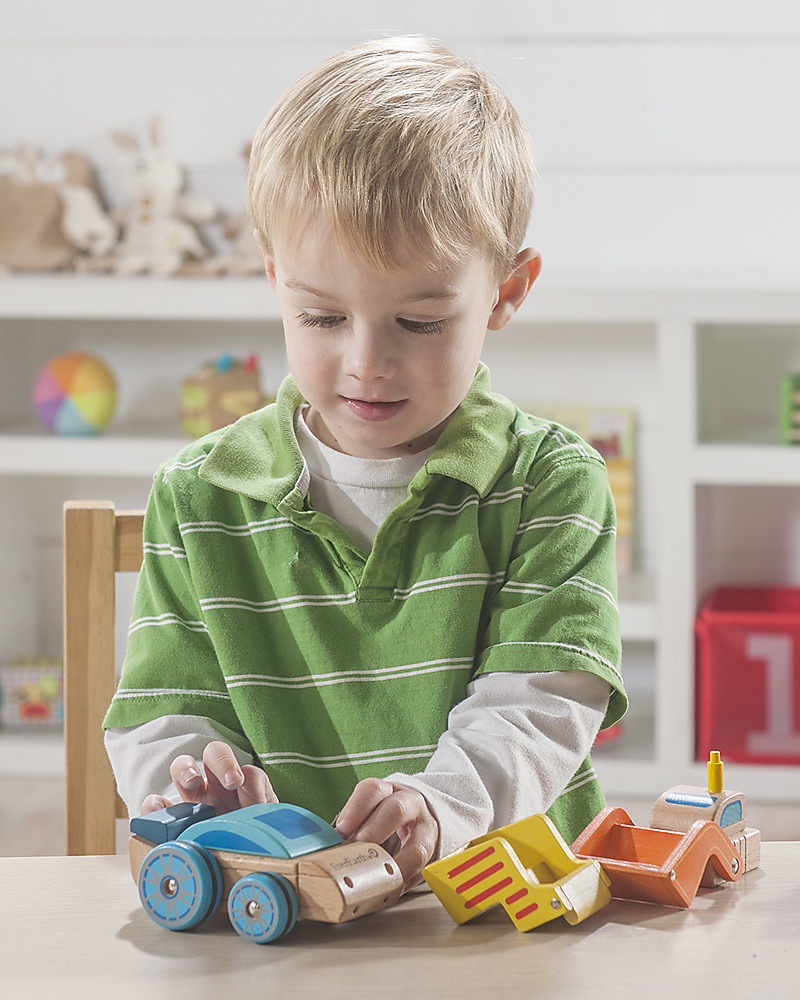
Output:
[137, 841, 222, 931]
[227, 872, 298, 944]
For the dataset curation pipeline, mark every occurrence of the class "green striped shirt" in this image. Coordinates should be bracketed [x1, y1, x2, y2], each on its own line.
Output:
[105, 364, 626, 842]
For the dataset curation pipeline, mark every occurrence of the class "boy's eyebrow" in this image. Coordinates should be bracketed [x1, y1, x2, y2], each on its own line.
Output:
[284, 279, 331, 297]
[407, 289, 458, 302]
[284, 278, 457, 302]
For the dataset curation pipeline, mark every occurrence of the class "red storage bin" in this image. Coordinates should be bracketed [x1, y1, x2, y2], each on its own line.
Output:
[696, 586, 800, 765]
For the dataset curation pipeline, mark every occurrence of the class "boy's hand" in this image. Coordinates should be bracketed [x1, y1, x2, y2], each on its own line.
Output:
[139, 741, 278, 815]
[334, 778, 439, 891]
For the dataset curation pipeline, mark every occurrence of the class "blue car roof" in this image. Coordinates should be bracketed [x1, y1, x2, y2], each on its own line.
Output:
[179, 803, 343, 858]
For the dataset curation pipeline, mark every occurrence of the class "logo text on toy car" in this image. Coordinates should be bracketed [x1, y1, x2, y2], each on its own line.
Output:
[329, 848, 383, 870]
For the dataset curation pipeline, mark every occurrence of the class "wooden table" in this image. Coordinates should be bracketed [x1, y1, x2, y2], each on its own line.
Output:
[3, 843, 798, 999]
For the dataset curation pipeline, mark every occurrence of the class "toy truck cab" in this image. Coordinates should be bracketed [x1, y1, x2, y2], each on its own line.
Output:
[649, 752, 761, 877]
[129, 802, 404, 944]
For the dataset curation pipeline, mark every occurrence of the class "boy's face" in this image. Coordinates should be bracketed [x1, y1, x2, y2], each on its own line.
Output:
[264, 217, 538, 459]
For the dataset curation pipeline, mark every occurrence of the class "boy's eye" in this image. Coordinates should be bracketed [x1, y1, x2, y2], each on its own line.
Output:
[298, 312, 446, 335]
[398, 318, 446, 335]
[298, 312, 345, 329]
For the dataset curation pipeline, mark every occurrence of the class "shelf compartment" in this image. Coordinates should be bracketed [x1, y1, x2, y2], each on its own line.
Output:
[695, 483, 800, 602]
[696, 322, 800, 447]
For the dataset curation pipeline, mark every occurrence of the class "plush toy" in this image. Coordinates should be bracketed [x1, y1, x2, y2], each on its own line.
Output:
[0, 145, 117, 271]
[107, 117, 218, 276]
[32, 352, 117, 436]
[215, 144, 266, 275]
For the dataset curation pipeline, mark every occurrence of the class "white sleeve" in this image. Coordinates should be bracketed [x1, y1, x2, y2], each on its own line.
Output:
[385, 670, 610, 859]
[104, 716, 256, 817]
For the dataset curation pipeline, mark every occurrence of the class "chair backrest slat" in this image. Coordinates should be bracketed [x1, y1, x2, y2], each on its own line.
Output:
[63, 501, 144, 855]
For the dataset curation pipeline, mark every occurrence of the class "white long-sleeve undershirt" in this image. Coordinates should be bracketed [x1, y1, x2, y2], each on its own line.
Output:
[105, 669, 608, 857]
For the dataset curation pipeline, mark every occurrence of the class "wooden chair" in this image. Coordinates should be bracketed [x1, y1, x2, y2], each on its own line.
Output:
[63, 500, 144, 855]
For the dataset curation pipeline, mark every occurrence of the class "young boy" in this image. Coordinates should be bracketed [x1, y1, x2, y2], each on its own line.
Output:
[104, 36, 626, 890]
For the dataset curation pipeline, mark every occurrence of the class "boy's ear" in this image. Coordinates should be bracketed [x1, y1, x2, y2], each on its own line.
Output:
[262, 247, 278, 289]
[488, 248, 542, 331]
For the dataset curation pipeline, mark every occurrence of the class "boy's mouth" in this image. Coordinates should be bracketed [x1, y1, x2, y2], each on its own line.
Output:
[343, 396, 408, 421]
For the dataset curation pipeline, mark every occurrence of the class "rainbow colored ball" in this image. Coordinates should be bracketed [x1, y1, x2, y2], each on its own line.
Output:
[33, 352, 117, 436]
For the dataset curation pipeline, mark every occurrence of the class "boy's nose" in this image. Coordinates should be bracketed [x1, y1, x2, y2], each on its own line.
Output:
[344, 327, 396, 381]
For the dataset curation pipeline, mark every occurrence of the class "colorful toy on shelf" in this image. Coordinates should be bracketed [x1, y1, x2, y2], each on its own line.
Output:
[0, 657, 63, 729]
[32, 351, 117, 435]
[422, 813, 611, 932]
[129, 801, 403, 944]
[571, 751, 759, 907]
[180, 353, 268, 437]
[780, 372, 800, 444]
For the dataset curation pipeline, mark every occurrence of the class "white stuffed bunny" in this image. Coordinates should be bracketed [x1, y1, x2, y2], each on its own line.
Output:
[111, 117, 217, 276]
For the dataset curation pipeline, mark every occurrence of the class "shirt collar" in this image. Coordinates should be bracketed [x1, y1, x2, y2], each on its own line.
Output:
[198, 376, 308, 508]
[199, 363, 518, 504]
[423, 363, 519, 497]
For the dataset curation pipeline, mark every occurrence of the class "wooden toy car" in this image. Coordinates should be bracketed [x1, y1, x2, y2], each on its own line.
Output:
[422, 813, 611, 932]
[128, 802, 404, 944]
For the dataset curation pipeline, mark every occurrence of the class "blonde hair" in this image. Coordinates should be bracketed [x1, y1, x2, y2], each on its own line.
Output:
[247, 36, 534, 279]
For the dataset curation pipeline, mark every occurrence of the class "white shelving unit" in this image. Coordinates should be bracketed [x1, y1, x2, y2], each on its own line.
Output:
[2, 274, 799, 804]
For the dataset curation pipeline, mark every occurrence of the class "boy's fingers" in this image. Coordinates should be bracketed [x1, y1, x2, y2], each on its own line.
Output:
[336, 781, 439, 890]
[350, 785, 421, 846]
[162, 744, 274, 815]
[394, 829, 438, 890]
[140, 793, 173, 814]
[335, 777, 393, 839]
[237, 765, 279, 807]
[169, 754, 204, 792]
[202, 741, 245, 791]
